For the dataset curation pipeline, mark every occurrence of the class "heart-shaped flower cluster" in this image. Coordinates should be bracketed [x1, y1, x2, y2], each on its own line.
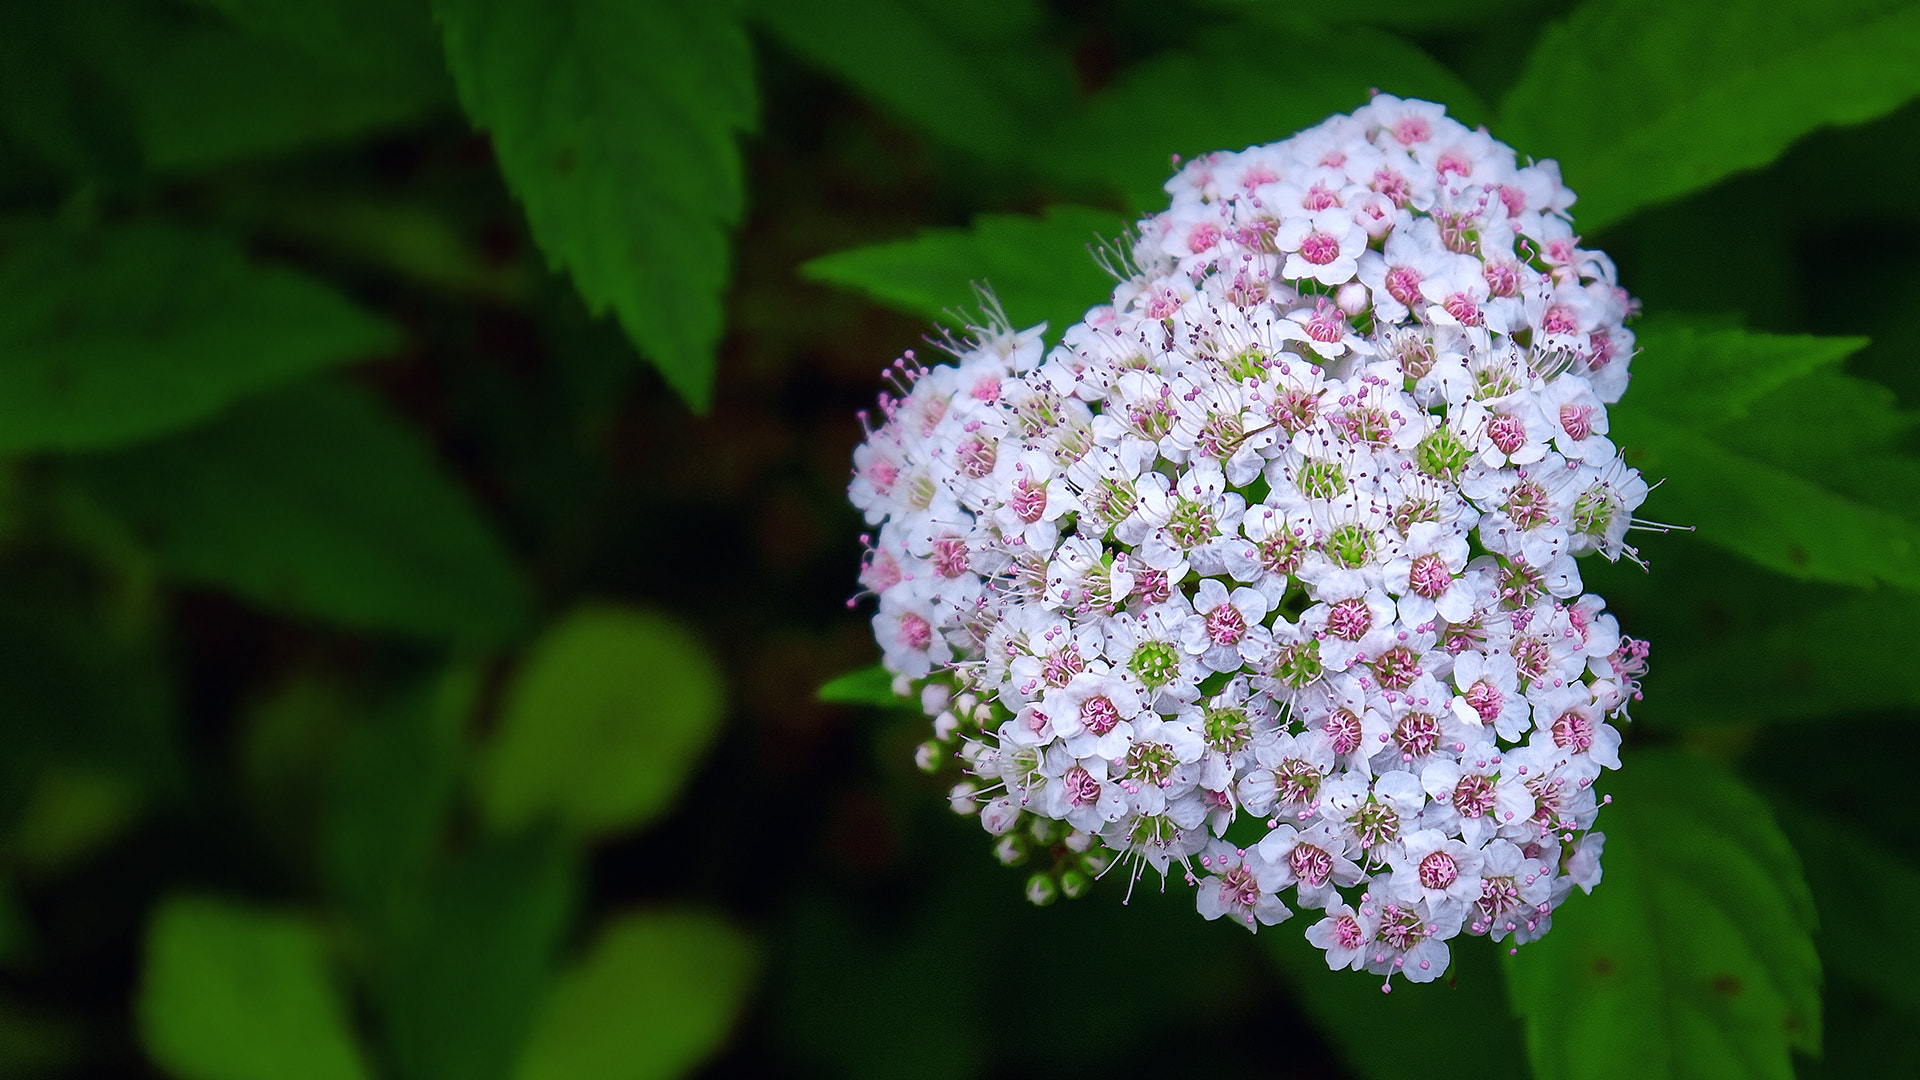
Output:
[848, 97, 1652, 986]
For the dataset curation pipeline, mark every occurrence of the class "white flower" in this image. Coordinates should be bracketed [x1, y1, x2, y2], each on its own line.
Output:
[848, 97, 1651, 983]
[1258, 820, 1365, 910]
[1195, 840, 1292, 931]
[1388, 829, 1487, 924]
[1279, 207, 1368, 286]
[1305, 904, 1372, 971]
[1182, 578, 1275, 673]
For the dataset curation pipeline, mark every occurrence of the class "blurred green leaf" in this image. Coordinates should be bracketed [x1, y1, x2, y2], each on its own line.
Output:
[380, 833, 576, 1080]
[8, 767, 141, 875]
[77, 379, 531, 645]
[0, 219, 397, 453]
[1042, 16, 1487, 212]
[1, 2, 448, 176]
[186, 0, 445, 75]
[433, 0, 755, 410]
[1579, 532, 1887, 729]
[321, 671, 473, 940]
[817, 663, 906, 706]
[138, 896, 371, 1080]
[1590, 530, 1920, 727]
[0, 557, 177, 816]
[125, 25, 446, 170]
[751, 0, 1074, 163]
[1616, 322, 1920, 591]
[802, 204, 1126, 340]
[776, 890, 990, 1080]
[1775, 802, 1920, 1015]
[1499, 0, 1920, 231]
[480, 606, 725, 836]
[1506, 750, 1820, 1080]
[1268, 930, 1528, 1080]
[1649, 589, 1920, 726]
[0, 996, 82, 1078]
[1626, 322, 1869, 425]
[1200, 0, 1555, 31]
[0, 6, 144, 180]
[1800, 979, 1920, 1080]
[514, 910, 755, 1080]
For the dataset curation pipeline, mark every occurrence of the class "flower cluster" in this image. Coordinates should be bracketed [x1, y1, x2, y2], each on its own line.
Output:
[848, 97, 1653, 986]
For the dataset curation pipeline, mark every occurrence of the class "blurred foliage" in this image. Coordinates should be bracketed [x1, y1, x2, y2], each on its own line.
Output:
[1505, 752, 1820, 1080]
[0, 0, 1913, 1078]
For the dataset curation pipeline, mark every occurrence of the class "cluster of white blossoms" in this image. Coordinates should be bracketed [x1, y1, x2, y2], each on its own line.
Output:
[848, 97, 1655, 987]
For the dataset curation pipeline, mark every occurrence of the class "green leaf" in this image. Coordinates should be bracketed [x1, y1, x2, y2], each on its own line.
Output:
[1499, 0, 1920, 231]
[817, 663, 907, 707]
[479, 606, 726, 836]
[0, 220, 397, 454]
[1042, 16, 1487, 212]
[321, 671, 473, 939]
[1624, 322, 1869, 426]
[185, 0, 445, 75]
[9, 767, 142, 875]
[751, 0, 1075, 162]
[1614, 322, 1920, 591]
[1616, 568, 1920, 727]
[1799, 979, 1920, 1080]
[0, 995, 82, 1076]
[0, 554, 178, 813]
[77, 379, 531, 645]
[1200, 0, 1556, 31]
[0, 6, 143, 180]
[1, 3, 449, 176]
[1775, 802, 1920, 1015]
[138, 896, 371, 1080]
[121, 7, 449, 170]
[802, 205, 1126, 339]
[1267, 930, 1528, 1080]
[1505, 749, 1820, 1080]
[514, 911, 755, 1080]
[433, 0, 756, 410]
[379, 834, 576, 1080]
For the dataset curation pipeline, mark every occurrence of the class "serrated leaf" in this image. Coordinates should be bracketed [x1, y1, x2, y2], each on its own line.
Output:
[1625, 320, 1869, 425]
[138, 897, 370, 1080]
[1635, 585, 1920, 727]
[76, 379, 531, 645]
[817, 663, 907, 707]
[480, 606, 726, 836]
[1775, 802, 1920, 1015]
[433, 0, 755, 410]
[1042, 16, 1487, 212]
[802, 205, 1126, 339]
[380, 834, 576, 1080]
[1506, 750, 1820, 1080]
[1615, 323, 1920, 591]
[0, 220, 397, 453]
[1624, 417, 1920, 589]
[1499, 0, 1920, 231]
[1597, 528, 1920, 729]
[514, 911, 755, 1080]
[751, 0, 1074, 162]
